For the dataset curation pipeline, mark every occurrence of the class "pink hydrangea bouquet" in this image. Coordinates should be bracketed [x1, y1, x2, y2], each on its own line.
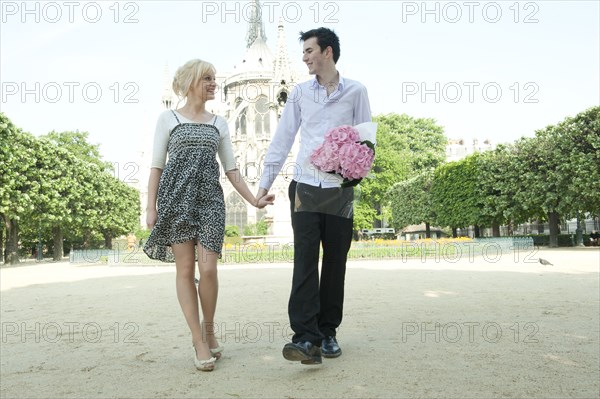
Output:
[310, 122, 377, 188]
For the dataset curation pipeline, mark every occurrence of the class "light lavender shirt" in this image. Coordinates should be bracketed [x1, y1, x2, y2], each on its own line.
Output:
[259, 74, 372, 190]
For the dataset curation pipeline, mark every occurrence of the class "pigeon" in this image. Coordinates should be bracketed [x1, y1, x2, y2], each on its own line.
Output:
[538, 258, 553, 266]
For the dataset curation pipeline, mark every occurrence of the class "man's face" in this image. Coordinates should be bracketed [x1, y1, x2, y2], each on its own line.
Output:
[302, 37, 328, 75]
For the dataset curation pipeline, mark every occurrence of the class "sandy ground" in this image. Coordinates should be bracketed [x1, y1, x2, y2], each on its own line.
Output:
[1, 247, 599, 399]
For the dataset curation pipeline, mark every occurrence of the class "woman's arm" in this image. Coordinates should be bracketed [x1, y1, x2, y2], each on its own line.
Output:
[146, 167, 163, 228]
[225, 169, 274, 208]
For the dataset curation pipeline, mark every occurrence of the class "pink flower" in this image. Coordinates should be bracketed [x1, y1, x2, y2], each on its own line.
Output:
[311, 140, 340, 173]
[325, 125, 360, 145]
[310, 124, 376, 186]
[339, 142, 375, 179]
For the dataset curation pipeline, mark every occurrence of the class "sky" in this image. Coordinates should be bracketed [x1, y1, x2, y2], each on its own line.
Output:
[1, 0, 599, 181]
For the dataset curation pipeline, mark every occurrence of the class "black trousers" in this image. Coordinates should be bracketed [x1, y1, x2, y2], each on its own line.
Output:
[288, 180, 353, 345]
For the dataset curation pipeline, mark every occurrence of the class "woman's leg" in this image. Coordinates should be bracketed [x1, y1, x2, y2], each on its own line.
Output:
[197, 243, 221, 352]
[171, 241, 212, 361]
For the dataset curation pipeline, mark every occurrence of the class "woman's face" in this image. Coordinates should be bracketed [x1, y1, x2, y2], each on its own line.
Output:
[190, 71, 217, 102]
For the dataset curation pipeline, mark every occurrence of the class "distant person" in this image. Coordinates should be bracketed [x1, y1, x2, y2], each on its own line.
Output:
[590, 231, 600, 246]
[143, 59, 274, 371]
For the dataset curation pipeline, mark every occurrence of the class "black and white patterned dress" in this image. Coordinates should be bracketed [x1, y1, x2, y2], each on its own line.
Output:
[143, 111, 227, 262]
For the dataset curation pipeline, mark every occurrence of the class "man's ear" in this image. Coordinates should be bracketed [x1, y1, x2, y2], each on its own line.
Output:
[325, 46, 333, 59]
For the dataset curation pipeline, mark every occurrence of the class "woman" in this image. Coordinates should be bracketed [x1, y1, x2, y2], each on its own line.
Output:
[144, 59, 274, 371]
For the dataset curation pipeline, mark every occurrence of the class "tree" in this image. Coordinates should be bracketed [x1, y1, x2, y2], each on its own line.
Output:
[431, 155, 483, 237]
[554, 106, 600, 217]
[388, 170, 435, 237]
[0, 114, 37, 264]
[43, 130, 113, 172]
[374, 114, 447, 172]
[520, 106, 600, 247]
[97, 173, 141, 249]
[38, 130, 140, 252]
[30, 137, 84, 260]
[476, 145, 519, 236]
[1, 115, 142, 262]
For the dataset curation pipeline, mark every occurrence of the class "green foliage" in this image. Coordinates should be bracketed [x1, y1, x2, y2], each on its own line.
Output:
[134, 227, 152, 241]
[431, 154, 482, 229]
[0, 116, 37, 222]
[0, 113, 141, 262]
[42, 130, 113, 172]
[552, 106, 600, 216]
[388, 169, 434, 231]
[423, 106, 599, 246]
[356, 113, 447, 230]
[353, 200, 378, 230]
[225, 225, 240, 237]
[475, 146, 516, 227]
[243, 219, 268, 236]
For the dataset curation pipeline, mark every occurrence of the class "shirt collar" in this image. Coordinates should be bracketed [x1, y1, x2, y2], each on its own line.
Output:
[310, 73, 346, 91]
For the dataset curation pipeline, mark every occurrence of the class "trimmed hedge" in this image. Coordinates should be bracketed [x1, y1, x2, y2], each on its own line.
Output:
[512, 234, 591, 247]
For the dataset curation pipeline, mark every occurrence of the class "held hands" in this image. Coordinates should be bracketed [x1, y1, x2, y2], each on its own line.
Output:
[255, 187, 275, 208]
[255, 193, 275, 209]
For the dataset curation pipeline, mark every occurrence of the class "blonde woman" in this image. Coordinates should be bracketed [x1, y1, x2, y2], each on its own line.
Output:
[144, 59, 274, 371]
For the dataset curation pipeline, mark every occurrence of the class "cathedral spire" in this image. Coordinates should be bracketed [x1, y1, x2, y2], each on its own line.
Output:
[161, 63, 173, 109]
[273, 17, 292, 83]
[246, 0, 266, 48]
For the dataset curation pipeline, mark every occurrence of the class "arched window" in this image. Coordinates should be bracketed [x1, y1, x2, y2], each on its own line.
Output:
[254, 96, 270, 137]
[226, 193, 247, 233]
[236, 107, 247, 136]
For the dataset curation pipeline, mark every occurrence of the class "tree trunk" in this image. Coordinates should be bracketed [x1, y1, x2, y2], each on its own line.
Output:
[374, 203, 382, 228]
[3, 231, 6, 264]
[52, 226, 63, 261]
[474, 225, 481, 238]
[452, 227, 458, 238]
[4, 216, 20, 265]
[425, 222, 431, 238]
[0, 225, 4, 264]
[548, 211, 560, 248]
[82, 229, 91, 249]
[492, 222, 500, 237]
[575, 212, 584, 247]
[103, 231, 113, 249]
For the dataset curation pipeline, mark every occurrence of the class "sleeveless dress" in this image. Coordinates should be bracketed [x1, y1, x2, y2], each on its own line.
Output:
[143, 111, 225, 262]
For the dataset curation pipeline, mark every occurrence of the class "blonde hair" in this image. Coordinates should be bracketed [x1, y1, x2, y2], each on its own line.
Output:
[172, 59, 216, 100]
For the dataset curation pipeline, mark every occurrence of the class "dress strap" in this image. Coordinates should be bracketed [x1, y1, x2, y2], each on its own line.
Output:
[212, 115, 218, 125]
[170, 110, 181, 124]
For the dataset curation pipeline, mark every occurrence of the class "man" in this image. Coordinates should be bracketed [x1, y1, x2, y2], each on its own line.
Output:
[257, 27, 372, 365]
[590, 231, 600, 246]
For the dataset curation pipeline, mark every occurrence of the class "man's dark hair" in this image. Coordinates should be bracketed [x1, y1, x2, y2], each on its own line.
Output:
[299, 27, 340, 64]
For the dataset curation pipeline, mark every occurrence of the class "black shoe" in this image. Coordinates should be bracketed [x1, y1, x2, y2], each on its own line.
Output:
[321, 336, 342, 358]
[282, 341, 322, 365]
